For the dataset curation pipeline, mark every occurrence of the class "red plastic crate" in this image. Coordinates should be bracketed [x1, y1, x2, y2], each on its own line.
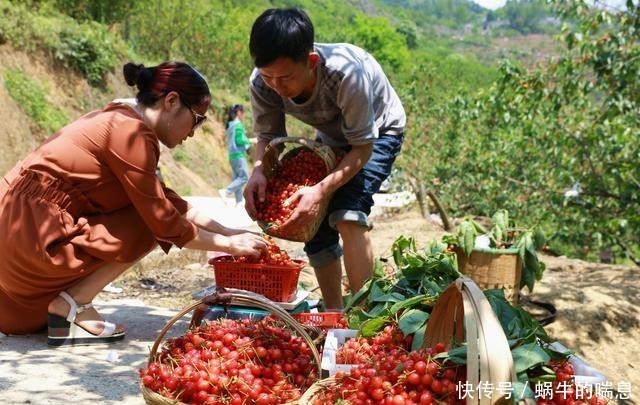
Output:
[292, 312, 347, 330]
[208, 256, 305, 303]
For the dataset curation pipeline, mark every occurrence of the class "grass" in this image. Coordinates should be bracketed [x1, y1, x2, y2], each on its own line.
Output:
[3, 67, 69, 134]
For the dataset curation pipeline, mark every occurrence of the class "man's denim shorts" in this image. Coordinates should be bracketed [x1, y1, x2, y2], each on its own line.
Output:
[303, 133, 404, 268]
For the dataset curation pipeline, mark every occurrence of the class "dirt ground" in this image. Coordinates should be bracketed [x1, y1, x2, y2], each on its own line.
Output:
[111, 209, 639, 402]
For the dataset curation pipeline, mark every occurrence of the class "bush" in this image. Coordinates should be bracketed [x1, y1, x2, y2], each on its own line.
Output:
[0, 1, 125, 86]
[3, 68, 69, 134]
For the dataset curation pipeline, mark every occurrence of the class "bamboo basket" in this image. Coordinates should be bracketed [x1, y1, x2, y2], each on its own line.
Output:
[423, 277, 516, 405]
[455, 247, 522, 305]
[258, 137, 337, 242]
[296, 376, 336, 404]
[140, 289, 322, 405]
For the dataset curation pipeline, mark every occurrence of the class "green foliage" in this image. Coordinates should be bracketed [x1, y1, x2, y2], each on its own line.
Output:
[344, 236, 460, 337]
[345, 15, 410, 73]
[452, 210, 547, 291]
[48, 0, 134, 24]
[421, 0, 640, 264]
[494, 0, 557, 35]
[0, 1, 126, 86]
[3, 68, 69, 134]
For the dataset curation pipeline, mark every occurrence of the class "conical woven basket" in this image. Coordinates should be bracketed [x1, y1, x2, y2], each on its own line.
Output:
[258, 137, 337, 242]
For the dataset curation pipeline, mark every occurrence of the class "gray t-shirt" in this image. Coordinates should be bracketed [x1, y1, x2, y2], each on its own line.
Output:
[250, 43, 406, 148]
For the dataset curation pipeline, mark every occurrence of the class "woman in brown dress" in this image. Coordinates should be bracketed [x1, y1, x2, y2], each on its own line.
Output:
[0, 61, 267, 346]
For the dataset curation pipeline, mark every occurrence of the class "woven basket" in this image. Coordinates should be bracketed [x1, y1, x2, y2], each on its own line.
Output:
[296, 376, 337, 404]
[423, 277, 516, 405]
[455, 247, 522, 305]
[258, 137, 337, 242]
[140, 289, 322, 405]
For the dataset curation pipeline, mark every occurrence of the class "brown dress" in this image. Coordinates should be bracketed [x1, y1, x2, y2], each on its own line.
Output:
[0, 102, 198, 334]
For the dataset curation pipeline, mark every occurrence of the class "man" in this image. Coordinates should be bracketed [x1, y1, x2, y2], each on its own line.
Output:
[244, 7, 406, 310]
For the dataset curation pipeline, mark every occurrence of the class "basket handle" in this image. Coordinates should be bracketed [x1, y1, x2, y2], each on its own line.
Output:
[146, 288, 322, 375]
[423, 277, 516, 405]
[264, 136, 322, 153]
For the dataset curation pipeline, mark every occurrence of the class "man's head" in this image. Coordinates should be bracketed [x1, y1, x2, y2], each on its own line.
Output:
[250, 8, 319, 100]
[250, 8, 314, 68]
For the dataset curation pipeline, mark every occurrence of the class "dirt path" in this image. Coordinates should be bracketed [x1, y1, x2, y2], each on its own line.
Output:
[1, 209, 637, 404]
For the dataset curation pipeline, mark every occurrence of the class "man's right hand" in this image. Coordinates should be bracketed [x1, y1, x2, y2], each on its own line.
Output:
[244, 170, 267, 219]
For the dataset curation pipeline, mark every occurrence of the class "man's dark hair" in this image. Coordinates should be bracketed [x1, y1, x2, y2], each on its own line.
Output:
[249, 8, 314, 68]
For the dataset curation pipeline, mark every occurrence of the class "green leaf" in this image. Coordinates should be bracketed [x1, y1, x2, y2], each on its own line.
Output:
[458, 220, 477, 256]
[398, 309, 429, 335]
[389, 294, 436, 314]
[434, 345, 467, 364]
[391, 235, 416, 267]
[512, 343, 551, 374]
[411, 327, 425, 351]
[371, 291, 405, 303]
[360, 316, 389, 337]
[533, 227, 546, 250]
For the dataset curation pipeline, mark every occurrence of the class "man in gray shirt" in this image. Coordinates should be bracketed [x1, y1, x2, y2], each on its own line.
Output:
[245, 7, 406, 310]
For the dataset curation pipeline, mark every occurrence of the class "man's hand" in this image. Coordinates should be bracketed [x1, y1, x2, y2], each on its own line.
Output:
[244, 170, 267, 219]
[278, 184, 325, 231]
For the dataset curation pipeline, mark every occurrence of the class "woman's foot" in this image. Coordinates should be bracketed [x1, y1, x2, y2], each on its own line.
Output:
[48, 294, 126, 336]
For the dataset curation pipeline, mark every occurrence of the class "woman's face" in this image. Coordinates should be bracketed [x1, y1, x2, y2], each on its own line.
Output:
[158, 92, 209, 148]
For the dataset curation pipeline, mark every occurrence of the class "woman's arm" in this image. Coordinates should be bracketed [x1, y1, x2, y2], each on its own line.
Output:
[185, 206, 246, 236]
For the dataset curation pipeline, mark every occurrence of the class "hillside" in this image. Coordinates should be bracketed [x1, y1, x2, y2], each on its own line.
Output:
[0, 46, 230, 195]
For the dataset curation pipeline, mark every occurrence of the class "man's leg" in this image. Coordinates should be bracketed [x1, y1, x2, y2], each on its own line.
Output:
[336, 221, 372, 294]
[313, 258, 344, 310]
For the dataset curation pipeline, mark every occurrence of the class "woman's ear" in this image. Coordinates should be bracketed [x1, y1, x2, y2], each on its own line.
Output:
[164, 91, 181, 111]
[308, 52, 320, 70]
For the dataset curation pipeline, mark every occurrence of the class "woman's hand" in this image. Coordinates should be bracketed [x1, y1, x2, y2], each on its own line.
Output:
[227, 232, 268, 257]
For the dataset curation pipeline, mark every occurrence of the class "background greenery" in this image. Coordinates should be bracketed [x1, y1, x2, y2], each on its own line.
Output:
[0, 0, 637, 265]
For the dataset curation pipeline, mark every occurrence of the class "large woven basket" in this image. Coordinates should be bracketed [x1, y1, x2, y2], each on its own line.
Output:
[296, 376, 336, 404]
[140, 289, 322, 405]
[455, 247, 522, 305]
[423, 277, 516, 405]
[258, 137, 337, 242]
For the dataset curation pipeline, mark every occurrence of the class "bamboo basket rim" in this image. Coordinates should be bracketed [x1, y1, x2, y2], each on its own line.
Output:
[296, 376, 337, 404]
[140, 288, 321, 405]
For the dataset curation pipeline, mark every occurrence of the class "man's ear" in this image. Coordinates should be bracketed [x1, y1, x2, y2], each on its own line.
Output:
[164, 91, 181, 111]
[308, 52, 320, 69]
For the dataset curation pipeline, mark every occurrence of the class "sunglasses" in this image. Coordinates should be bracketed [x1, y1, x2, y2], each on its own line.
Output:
[183, 101, 208, 130]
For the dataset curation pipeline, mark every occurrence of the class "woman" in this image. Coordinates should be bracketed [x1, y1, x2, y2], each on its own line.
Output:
[219, 104, 250, 205]
[0, 62, 267, 346]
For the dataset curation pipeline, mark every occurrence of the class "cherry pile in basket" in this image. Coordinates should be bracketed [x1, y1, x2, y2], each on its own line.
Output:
[232, 236, 297, 267]
[139, 318, 317, 404]
[255, 149, 334, 227]
[315, 326, 464, 405]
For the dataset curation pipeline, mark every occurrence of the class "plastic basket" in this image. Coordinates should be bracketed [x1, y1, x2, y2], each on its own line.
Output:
[455, 247, 522, 305]
[292, 312, 347, 330]
[423, 277, 516, 405]
[258, 137, 337, 242]
[140, 289, 321, 405]
[209, 256, 305, 303]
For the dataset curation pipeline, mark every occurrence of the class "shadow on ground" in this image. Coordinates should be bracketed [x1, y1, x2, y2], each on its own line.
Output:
[0, 299, 189, 405]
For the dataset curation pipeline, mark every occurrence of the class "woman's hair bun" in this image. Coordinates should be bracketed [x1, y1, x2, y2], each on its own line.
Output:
[122, 62, 151, 88]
